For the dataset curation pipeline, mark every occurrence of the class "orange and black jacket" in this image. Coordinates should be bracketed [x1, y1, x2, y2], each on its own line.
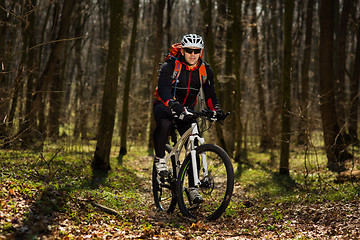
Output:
[154, 54, 219, 110]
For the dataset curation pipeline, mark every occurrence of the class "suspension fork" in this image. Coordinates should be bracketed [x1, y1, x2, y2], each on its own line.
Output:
[188, 123, 205, 187]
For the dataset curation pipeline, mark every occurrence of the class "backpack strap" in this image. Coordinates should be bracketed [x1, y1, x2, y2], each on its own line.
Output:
[198, 63, 207, 110]
[198, 62, 207, 84]
[172, 59, 182, 99]
[153, 59, 182, 105]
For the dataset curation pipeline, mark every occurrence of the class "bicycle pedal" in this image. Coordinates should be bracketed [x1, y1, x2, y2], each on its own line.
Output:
[157, 175, 166, 183]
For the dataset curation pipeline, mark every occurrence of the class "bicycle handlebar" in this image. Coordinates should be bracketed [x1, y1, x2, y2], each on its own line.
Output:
[179, 108, 230, 122]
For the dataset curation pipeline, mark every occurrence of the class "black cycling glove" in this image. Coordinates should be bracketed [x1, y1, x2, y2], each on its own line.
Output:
[168, 100, 184, 115]
[215, 108, 227, 121]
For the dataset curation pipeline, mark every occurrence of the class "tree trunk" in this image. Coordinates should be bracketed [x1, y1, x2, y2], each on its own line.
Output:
[297, 0, 314, 145]
[319, 0, 351, 172]
[48, 2, 71, 139]
[165, 0, 174, 47]
[268, 0, 282, 148]
[223, 0, 235, 156]
[48, 63, 64, 139]
[87, 0, 109, 140]
[147, 0, 165, 153]
[0, 0, 5, 69]
[251, 0, 271, 151]
[199, 0, 227, 152]
[348, 18, 360, 145]
[119, 0, 139, 161]
[7, 1, 29, 130]
[230, 0, 244, 162]
[215, 0, 226, 90]
[279, 0, 294, 175]
[335, 0, 354, 140]
[0, 0, 8, 140]
[92, 0, 124, 172]
[73, 2, 88, 140]
[19, 0, 37, 148]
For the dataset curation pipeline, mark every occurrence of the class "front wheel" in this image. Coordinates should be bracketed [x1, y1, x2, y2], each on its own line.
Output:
[176, 144, 234, 220]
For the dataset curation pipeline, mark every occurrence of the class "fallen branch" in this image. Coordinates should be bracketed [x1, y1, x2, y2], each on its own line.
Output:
[78, 197, 121, 216]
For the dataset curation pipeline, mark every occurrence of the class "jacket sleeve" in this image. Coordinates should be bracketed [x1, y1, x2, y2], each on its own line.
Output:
[203, 65, 220, 110]
[157, 61, 175, 106]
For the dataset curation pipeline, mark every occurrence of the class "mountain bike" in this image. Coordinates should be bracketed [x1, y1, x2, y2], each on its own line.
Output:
[152, 108, 234, 221]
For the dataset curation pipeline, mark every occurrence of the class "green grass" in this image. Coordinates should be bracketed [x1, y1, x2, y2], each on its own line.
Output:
[229, 143, 360, 212]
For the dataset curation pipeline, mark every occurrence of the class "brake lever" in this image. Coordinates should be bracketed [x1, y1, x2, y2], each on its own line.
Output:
[214, 111, 230, 123]
[179, 108, 193, 120]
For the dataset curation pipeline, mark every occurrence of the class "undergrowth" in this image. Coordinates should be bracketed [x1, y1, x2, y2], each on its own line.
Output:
[1, 142, 359, 239]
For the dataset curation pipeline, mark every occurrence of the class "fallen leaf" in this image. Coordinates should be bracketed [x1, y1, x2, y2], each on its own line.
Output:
[9, 188, 16, 196]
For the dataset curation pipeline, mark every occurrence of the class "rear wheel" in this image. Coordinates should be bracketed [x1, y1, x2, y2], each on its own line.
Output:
[176, 144, 234, 220]
[152, 144, 177, 213]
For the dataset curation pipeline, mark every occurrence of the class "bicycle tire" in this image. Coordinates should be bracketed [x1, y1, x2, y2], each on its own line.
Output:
[176, 144, 234, 220]
[152, 144, 177, 213]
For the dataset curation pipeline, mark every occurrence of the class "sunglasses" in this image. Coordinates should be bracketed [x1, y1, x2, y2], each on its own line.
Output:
[183, 48, 201, 54]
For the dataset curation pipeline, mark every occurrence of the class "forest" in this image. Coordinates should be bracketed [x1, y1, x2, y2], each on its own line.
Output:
[1, 0, 360, 239]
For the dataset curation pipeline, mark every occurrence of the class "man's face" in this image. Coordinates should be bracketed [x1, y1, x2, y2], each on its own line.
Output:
[181, 47, 202, 66]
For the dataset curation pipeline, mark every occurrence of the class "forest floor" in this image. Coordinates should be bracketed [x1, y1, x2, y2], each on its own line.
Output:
[1, 146, 360, 239]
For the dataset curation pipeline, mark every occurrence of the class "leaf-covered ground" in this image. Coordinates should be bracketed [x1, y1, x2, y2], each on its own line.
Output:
[1, 148, 360, 239]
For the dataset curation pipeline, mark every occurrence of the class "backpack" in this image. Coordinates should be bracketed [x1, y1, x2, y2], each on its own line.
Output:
[154, 43, 207, 109]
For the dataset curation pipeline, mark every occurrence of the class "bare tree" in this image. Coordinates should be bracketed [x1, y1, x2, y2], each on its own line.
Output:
[199, 0, 227, 151]
[19, 0, 37, 148]
[297, 0, 315, 145]
[165, 0, 174, 47]
[147, 0, 166, 153]
[92, 0, 124, 172]
[7, 1, 29, 130]
[251, 0, 271, 151]
[118, 0, 139, 162]
[267, 0, 282, 146]
[319, 0, 352, 173]
[0, 0, 8, 141]
[231, 0, 243, 163]
[335, 0, 354, 140]
[348, 14, 360, 145]
[279, 0, 294, 175]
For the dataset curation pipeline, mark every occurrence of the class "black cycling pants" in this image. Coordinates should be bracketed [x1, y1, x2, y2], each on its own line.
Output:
[153, 102, 192, 158]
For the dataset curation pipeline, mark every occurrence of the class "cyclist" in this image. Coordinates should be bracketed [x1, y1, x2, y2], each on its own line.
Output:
[153, 34, 225, 204]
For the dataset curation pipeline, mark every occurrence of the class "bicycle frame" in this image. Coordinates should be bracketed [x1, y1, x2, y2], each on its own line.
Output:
[164, 122, 206, 186]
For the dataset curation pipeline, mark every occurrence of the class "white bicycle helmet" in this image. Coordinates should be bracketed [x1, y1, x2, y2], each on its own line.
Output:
[181, 34, 204, 49]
